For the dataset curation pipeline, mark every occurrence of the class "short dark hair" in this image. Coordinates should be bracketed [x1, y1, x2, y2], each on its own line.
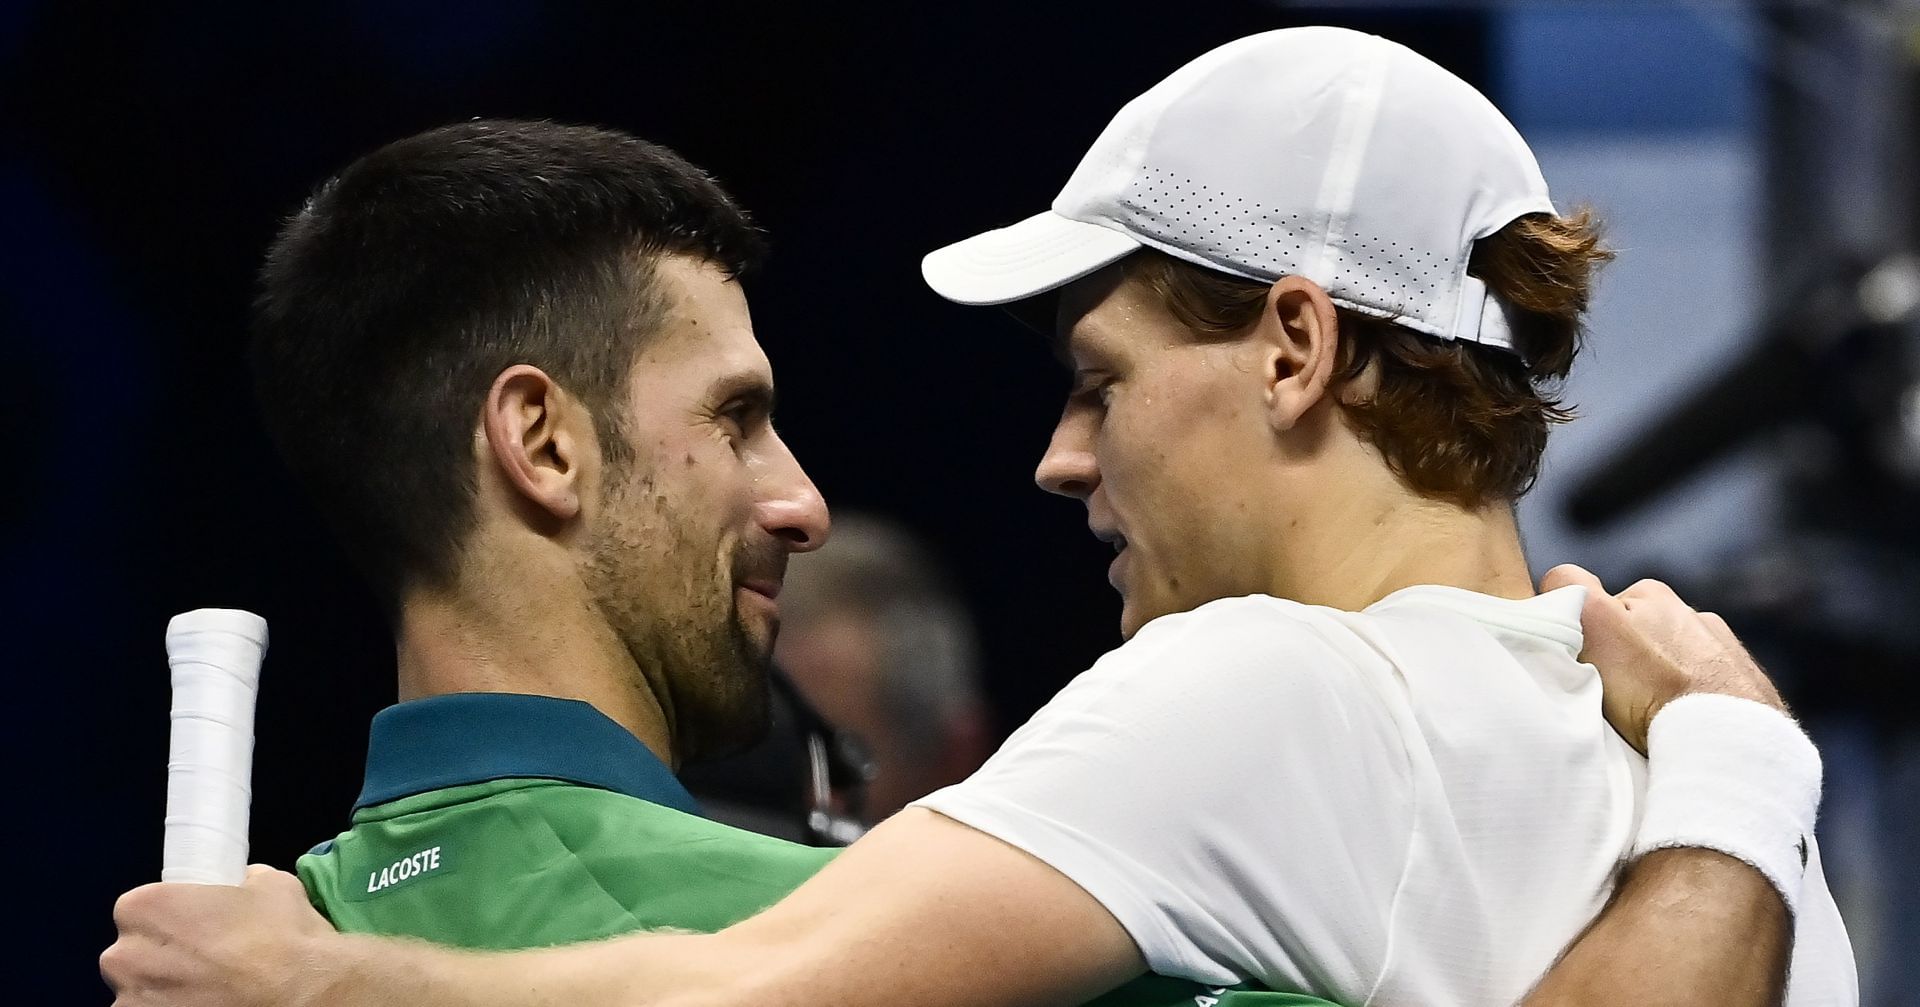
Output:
[250, 119, 766, 608]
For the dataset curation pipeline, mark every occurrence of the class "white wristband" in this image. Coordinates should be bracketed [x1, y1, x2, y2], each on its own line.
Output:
[1631, 693, 1822, 916]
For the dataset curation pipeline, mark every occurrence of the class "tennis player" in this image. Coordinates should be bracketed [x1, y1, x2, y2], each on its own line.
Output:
[106, 30, 1847, 1006]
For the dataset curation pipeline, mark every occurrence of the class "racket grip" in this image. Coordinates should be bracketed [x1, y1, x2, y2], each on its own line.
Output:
[163, 609, 267, 886]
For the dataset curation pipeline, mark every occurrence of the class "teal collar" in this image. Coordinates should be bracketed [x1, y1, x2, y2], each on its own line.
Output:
[355, 692, 700, 816]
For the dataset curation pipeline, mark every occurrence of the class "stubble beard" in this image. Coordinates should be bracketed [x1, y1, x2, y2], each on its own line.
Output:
[583, 471, 774, 767]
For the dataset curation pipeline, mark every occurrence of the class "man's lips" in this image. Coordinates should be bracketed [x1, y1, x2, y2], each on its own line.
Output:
[1093, 528, 1130, 591]
[738, 578, 782, 601]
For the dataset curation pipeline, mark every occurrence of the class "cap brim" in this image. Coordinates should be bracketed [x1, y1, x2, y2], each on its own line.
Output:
[922, 211, 1141, 306]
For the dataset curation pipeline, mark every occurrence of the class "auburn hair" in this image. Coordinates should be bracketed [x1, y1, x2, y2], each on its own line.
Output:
[1122, 210, 1612, 507]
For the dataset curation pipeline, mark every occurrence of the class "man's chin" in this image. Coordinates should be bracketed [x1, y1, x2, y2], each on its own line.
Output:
[680, 670, 773, 765]
[737, 612, 778, 667]
[662, 611, 774, 765]
[1118, 593, 1188, 640]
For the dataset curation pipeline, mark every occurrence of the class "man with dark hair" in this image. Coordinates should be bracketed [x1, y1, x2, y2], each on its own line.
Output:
[106, 35, 1842, 1004]
[251, 116, 851, 940]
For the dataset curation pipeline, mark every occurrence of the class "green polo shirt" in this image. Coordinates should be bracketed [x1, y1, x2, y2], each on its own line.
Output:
[296, 693, 1332, 1007]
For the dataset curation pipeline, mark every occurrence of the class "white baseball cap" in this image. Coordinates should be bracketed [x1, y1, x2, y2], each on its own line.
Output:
[921, 26, 1554, 355]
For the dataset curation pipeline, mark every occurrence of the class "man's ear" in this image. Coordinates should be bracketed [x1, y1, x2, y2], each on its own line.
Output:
[1258, 276, 1342, 432]
[480, 365, 587, 523]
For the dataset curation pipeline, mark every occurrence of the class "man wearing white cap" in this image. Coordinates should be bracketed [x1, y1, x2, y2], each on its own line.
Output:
[103, 28, 1853, 1007]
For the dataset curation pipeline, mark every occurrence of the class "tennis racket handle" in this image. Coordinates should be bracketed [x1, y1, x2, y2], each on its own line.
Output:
[163, 609, 267, 886]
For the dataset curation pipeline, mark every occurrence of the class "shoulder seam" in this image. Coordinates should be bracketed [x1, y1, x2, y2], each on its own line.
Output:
[1343, 626, 1422, 1007]
[502, 789, 647, 935]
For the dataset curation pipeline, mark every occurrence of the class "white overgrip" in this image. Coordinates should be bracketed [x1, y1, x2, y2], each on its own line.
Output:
[162, 609, 267, 886]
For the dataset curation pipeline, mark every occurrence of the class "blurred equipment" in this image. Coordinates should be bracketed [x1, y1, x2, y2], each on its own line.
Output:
[1566, 251, 1920, 537]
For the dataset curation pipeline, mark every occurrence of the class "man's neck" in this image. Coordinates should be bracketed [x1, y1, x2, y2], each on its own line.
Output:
[392, 581, 679, 769]
[1271, 475, 1535, 611]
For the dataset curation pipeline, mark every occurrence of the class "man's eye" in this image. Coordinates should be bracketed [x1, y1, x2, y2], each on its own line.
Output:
[719, 403, 765, 440]
[1071, 379, 1113, 407]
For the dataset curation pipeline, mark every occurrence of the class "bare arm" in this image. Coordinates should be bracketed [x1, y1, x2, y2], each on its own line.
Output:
[107, 812, 1144, 1007]
[1525, 847, 1788, 1007]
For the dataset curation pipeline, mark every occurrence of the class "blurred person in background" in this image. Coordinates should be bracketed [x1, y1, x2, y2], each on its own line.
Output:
[774, 513, 994, 822]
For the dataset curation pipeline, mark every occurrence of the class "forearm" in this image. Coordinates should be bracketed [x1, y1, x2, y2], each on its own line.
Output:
[317, 930, 721, 1007]
[295, 811, 1129, 1007]
[313, 809, 1133, 1007]
[1523, 848, 1788, 1007]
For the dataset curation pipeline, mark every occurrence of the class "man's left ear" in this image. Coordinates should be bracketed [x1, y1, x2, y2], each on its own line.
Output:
[1259, 276, 1342, 431]
[481, 364, 590, 525]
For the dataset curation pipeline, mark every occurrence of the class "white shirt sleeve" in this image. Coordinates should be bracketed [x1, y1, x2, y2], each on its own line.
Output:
[912, 596, 1415, 997]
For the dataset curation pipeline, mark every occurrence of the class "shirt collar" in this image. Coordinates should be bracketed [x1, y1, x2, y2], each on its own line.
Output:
[1365, 583, 1586, 656]
[355, 692, 700, 816]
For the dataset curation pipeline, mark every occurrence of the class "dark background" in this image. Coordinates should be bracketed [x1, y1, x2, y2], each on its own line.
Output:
[30, 2, 1859, 1000]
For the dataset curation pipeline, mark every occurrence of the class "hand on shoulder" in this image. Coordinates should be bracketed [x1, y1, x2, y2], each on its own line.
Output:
[1540, 564, 1787, 754]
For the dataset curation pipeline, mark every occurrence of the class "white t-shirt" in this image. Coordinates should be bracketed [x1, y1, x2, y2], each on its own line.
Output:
[914, 586, 1857, 1006]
